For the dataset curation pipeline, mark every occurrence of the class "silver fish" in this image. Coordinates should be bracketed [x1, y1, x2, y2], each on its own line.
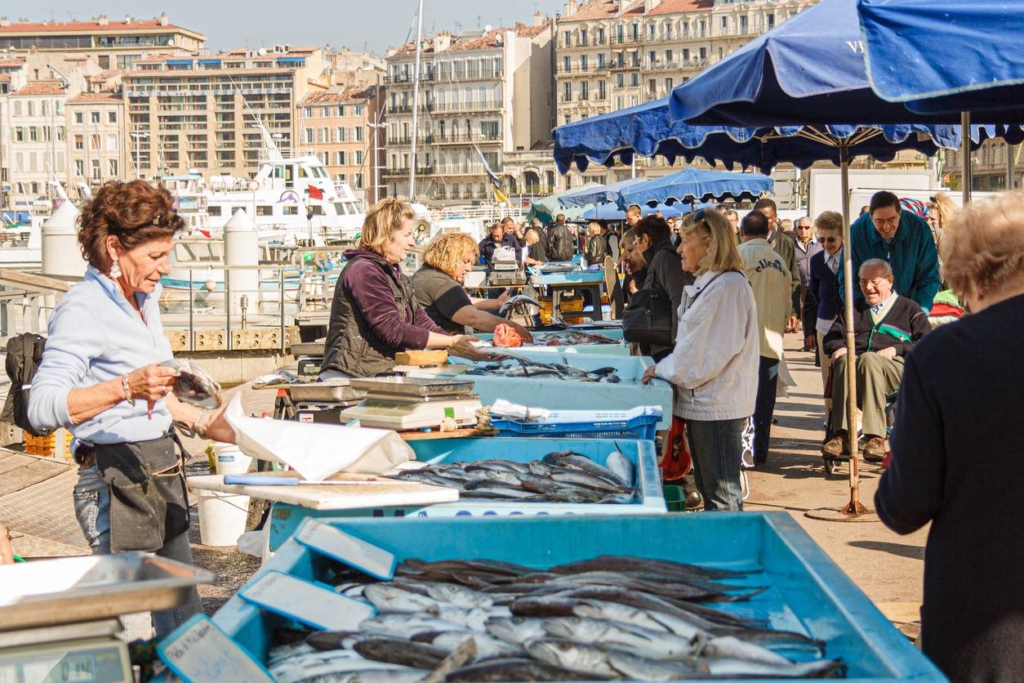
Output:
[485, 616, 548, 645]
[698, 655, 846, 678]
[427, 631, 523, 662]
[162, 359, 222, 408]
[542, 617, 697, 660]
[605, 451, 635, 487]
[423, 583, 495, 609]
[695, 634, 794, 666]
[362, 584, 440, 613]
[357, 615, 469, 640]
[526, 638, 705, 680]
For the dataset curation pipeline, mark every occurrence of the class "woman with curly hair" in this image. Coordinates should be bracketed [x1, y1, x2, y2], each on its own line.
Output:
[28, 180, 236, 638]
[412, 232, 533, 341]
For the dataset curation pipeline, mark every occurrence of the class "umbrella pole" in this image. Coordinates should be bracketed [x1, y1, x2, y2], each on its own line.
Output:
[961, 111, 972, 206]
[839, 144, 869, 516]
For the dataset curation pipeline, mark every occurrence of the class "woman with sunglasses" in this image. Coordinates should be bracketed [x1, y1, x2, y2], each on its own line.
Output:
[641, 208, 759, 511]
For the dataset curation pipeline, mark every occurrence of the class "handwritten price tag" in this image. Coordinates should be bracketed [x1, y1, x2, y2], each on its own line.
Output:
[157, 615, 273, 683]
[239, 571, 375, 630]
[295, 520, 396, 580]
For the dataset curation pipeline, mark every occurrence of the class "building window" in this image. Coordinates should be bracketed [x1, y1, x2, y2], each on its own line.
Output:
[74, 134, 83, 150]
[581, 55, 588, 72]
[335, 127, 346, 142]
[355, 173, 364, 189]
[29, 128, 38, 142]
[598, 81, 606, 100]
[336, 150, 347, 165]
[598, 53, 606, 69]
[354, 127, 364, 142]
[106, 134, 118, 151]
[563, 56, 570, 73]
[563, 30, 571, 47]
[767, 13, 775, 28]
[91, 111, 101, 124]
[355, 150, 364, 165]
[563, 82, 572, 101]
[318, 127, 328, 143]
[354, 104, 363, 115]
[304, 107, 313, 117]
[581, 82, 589, 101]
[256, 205, 274, 216]
[304, 128, 314, 144]
[108, 159, 118, 176]
[321, 106, 330, 117]
[108, 111, 117, 124]
[631, 73, 639, 87]
[616, 74, 624, 87]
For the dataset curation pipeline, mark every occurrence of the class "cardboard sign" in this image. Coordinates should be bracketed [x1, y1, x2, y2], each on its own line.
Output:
[239, 571, 375, 630]
[295, 520, 397, 580]
[157, 615, 274, 683]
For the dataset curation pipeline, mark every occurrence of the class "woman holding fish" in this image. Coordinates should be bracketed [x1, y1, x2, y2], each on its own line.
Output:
[642, 208, 759, 511]
[28, 180, 235, 638]
[321, 199, 490, 378]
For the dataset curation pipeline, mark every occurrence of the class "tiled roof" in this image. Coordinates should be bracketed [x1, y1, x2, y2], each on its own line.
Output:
[394, 28, 511, 56]
[515, 22, 550, 38]
[68, 92, 122, 103]
[92, 69, 122, 79]
[648, 0, 713, 16]
[0, 18, 201, 36]
[0, 58, 26, 68]
[299, 86, 380, 106]
[11, 83, 66, 95]
[0, 74, 10, 84]
[560, 0, 620, 22]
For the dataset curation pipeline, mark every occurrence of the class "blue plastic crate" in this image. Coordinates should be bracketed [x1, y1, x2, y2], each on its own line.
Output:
[209, 514, 945, 681]
[491, 406, 662, 440]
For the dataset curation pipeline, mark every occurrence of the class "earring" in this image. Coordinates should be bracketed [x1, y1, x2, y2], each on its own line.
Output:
[110, 258, 122, 279]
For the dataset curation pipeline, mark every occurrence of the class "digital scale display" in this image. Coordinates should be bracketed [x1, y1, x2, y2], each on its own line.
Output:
[0, 641, 130, 683]
[22, 654, 95, 682]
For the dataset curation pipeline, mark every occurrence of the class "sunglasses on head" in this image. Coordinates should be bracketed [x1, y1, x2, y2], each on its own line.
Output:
[692, 208, 707, 224]
[818, 236, 840, 244]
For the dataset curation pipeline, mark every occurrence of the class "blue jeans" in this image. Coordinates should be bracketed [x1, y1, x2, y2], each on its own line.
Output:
[753, 356, 780, 463]
[686, 418, 745, 511]
[73, 466, 202, 640]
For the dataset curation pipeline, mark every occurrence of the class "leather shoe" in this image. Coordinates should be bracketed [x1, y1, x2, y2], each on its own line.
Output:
[684, 491, 703, 511]
[862, 436, 887, 463]
[822, 432, 849, 457]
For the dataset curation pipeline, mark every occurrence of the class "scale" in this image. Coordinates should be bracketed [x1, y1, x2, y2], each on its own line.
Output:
[488, 245, 526, 287]
[0, 554, 214, 683]
[340, 393, 482, 430]
[0, 620, 132, 682]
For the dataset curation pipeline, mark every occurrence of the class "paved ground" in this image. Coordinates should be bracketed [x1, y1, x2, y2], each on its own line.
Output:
[0, 333, 926, 633]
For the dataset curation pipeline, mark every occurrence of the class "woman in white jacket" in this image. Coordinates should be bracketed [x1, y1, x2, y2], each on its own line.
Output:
[643, 208, 759, 510]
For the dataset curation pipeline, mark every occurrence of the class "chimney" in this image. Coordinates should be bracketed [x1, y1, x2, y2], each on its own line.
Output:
[97, 15, 109, 26]
[124, 14, 132, 25]
[644, 0, 662, 12]
[0, 17, 8, 27]
[435, 31, 452, 52]
[158, 12, 168, 26]
[534, 10, 544, 27]
[564, 0, 578, 17]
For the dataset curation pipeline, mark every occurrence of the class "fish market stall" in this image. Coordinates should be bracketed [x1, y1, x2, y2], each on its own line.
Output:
[264, 437, 662, 550]
[406, 350, 672, 429]
[193, 514, 944, 682]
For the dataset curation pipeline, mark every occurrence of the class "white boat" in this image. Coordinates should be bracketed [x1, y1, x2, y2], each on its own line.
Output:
[161, 154, 365, 246]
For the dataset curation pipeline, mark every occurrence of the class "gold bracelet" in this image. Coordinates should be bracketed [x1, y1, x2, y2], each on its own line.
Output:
[121, 375, 135, 406]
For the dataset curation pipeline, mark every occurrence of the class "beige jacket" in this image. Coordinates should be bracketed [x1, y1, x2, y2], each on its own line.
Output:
[739, 238, 791, 361]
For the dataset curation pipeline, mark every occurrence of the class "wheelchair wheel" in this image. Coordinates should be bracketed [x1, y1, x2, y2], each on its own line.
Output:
[823, 456, 839, 476]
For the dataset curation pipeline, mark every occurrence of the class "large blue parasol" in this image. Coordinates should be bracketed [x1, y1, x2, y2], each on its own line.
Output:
[617, 167, 773, 208]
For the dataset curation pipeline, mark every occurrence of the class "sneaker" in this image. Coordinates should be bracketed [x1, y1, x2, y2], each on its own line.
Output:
[862, 436, 887, 462]
[821, 432, 848, 457]
[684, 491, 704, 511]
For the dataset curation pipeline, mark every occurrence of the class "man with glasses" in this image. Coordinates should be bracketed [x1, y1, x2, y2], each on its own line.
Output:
[821, 259, 930, 461]
[849, 191, 941, 313]
[793, 216, 822, 351]
[808, 211, 845, 405]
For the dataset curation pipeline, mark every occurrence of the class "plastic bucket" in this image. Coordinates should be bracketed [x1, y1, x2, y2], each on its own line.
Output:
[213, 443, 253, 475]
[195, 489, 250, 546]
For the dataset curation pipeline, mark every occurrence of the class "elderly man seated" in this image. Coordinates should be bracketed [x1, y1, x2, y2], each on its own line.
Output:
[822, 258, 931, 461]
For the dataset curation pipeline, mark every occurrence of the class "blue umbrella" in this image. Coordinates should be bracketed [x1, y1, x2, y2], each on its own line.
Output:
[582, 202, 690, 221]
[858, 0, 1024, 117]
[553, 98, 759, 174]
[557, 178, 646, 209]
[618, 168, 773, 208]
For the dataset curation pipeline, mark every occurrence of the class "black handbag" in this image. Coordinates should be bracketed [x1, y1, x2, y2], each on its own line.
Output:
[622, 285, 675, 346]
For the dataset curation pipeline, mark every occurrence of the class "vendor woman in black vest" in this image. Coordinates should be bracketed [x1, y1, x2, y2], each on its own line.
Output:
[321, 199, 488, 378]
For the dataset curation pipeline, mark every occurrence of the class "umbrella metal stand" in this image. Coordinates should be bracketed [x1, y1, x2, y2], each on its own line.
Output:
[806, 142, 878, 523]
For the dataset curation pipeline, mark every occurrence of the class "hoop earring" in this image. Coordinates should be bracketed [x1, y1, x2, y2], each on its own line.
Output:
[110, 258, 122, 279]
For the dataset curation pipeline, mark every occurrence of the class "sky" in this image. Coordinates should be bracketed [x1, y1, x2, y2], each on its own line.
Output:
[26, 0, 569, 56]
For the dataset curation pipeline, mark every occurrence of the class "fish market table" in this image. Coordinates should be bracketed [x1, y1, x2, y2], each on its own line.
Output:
[205, 513, 945, 682]
[531, 269, 604, 322]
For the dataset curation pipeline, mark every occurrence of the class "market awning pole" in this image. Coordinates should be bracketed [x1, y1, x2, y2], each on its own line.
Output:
[961, 111, 972, 206]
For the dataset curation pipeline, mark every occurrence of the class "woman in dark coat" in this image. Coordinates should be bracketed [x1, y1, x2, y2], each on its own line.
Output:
[876, 192, 1024, 683]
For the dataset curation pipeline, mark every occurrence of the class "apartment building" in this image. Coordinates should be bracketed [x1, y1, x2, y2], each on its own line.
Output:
[66, 92, 127, 192]
[384, 15, 553, 204]
[945, 139, 1022, 192]
[0, 14, 204, 71]
[297, 86, 386, 206]
[0, 58, 27, 207]
[554, 0, 816, 186]
[122, 46, 324, 180]
[6, 83, 67, 199]
[327, 48, 387, 89]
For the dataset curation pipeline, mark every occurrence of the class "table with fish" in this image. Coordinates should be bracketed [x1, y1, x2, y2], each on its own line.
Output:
[266, 438, 664, 552]
[405, 351, 673, 430]
[204, 514, 945, 682]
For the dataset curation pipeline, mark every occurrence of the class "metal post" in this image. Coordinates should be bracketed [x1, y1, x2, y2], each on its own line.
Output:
[1007, 142, 1017, 191]
[225, 273, 232, 352]
[961, 111, 972, 206]
[279, 267, 286, 353]
[188, 269, 194, 352]
[409, 0, 425, 200]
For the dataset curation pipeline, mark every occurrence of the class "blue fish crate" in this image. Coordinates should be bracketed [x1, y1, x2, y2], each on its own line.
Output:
[433, 350, 672, 429]
[267, 437, 664, 551]
[210, 514, 944, 681]
[491, 406, 662, 441]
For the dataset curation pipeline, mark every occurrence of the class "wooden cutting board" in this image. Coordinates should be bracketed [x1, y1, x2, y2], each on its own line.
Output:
[187, 472, 459, 511]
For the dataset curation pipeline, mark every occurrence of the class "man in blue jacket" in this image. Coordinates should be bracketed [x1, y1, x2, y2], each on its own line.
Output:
[849, 191, 940, 313]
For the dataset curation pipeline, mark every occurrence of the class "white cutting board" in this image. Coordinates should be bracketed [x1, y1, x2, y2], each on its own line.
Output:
[187, 472, 459, 511]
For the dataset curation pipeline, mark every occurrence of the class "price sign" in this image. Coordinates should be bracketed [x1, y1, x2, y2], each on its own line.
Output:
[239, 571, 375, 631]
[158, 615, 274, 683]
[295, 520, 396, 580]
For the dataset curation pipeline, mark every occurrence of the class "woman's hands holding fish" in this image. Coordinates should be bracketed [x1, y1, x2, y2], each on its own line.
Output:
[125, 364, 180, 418]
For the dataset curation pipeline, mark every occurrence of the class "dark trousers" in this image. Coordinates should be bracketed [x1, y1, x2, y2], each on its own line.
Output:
[753, 356, 780, 464]
[686, 417, 745, 511]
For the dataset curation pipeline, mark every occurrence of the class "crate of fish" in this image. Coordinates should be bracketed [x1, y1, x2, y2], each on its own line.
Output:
[267, 438, 664, 551]
[204, 513, 944, 682]
[491, 406, 662, 441]
[419, 350, 672, 429]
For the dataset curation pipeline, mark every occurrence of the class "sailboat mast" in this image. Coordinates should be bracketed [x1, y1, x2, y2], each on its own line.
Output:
[409, 0, 424, 201]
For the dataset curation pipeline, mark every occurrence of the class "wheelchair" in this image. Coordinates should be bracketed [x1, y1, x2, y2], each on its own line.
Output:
[821, 366, 899, 476]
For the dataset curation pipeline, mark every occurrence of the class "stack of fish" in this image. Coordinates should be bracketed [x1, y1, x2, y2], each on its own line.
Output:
[388, 451, 636, 504]
[464, 354, 621, 383]
[268, 555, 846, 682]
